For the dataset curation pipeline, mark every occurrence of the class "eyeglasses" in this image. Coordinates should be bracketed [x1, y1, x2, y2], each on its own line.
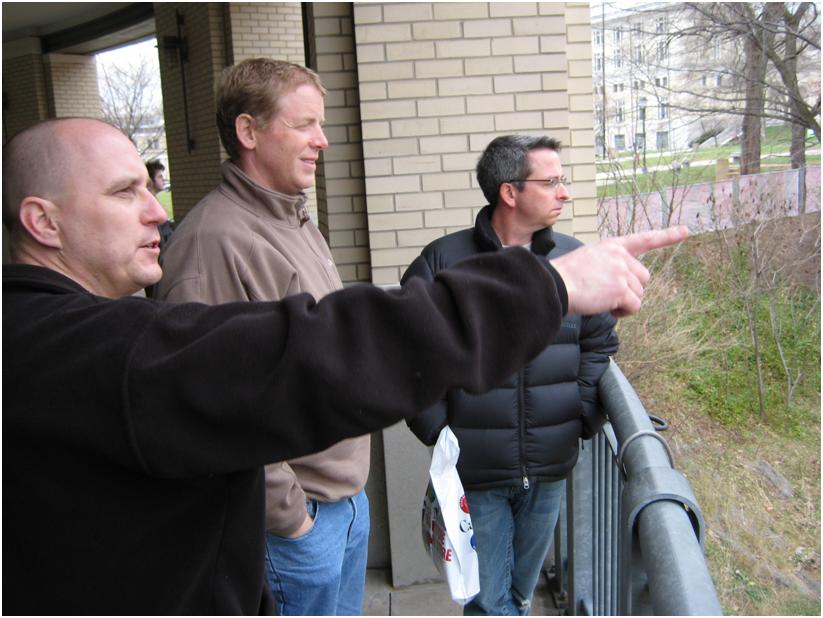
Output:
[506, 176, 570, 189]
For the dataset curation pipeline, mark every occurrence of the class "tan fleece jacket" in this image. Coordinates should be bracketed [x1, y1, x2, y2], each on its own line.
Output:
[155, 161, 369, 536]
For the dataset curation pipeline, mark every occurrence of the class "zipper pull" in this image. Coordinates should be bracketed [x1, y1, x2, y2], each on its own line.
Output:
[522, 476, 530, 490]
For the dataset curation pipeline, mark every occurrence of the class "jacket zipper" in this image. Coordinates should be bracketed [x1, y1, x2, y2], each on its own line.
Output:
[518, 368, 529, 490]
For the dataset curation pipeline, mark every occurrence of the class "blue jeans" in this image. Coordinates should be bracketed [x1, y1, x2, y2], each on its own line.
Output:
[264, 489, 369, 616]
[463, 481, 565, 616]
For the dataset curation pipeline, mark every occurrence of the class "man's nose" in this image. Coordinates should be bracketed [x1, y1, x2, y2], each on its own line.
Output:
[557, 183, 571, 201]
[312, 125, 329, 150]
[143, 191, 168, 225]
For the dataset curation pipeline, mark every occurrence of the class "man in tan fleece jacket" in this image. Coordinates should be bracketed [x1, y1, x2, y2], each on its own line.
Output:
[155, 59, 367, 615]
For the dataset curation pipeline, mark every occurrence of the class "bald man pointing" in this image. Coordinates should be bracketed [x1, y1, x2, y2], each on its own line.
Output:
[2, 118, 686, 614]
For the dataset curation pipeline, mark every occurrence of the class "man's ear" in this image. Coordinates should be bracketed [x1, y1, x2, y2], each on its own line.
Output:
[235, 113, 257, 151]
[498, 182, 518, 210]
[18, 197, 63, 250]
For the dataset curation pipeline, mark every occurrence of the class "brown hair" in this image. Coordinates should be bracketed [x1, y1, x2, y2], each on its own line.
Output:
[216, 58, 326, 160]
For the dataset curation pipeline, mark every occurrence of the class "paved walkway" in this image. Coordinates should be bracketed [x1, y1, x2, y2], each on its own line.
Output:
[363, 568, 562, 616]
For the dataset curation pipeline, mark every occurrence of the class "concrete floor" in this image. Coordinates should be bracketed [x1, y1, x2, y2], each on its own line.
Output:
[363, 568, 563, 616]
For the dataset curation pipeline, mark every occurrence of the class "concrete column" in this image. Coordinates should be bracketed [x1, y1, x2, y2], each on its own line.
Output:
[2, 39, 49, 143]
[45, 53, 102, 119]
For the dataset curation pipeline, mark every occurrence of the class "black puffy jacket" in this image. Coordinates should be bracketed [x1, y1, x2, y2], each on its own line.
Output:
[401, 206, 619, 489]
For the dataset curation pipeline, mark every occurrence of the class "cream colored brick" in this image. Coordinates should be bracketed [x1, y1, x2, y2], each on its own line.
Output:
[564, 5, 592, 24]
[370, 231, 399, 249]
[386, 41, 436, 61]
[366, 174, 421, 195]
[361, 120, 391, 140]
[358, 61, 414, 82]
[567, 76, 593, 95]
[317, 54, 344, 72]
[390, 117, 439, 137]
[331, 246, 371, 264]
[541, 73, 568, 90]
[325, 106, 360, 125]
[442, 152, 481, 171]
[439, 76, 493, 96]
[396, 192, 444, 212]
[329, 230, 355, 246]
[364, 157, 393, 177]
[565, 43, 591, 61]
[491, 36, 539, 56]
[569, 94, 593, 113]
[418, 97, 465, 117]
[569, 129, 594, 148]
[516, 91, 567, 111]
[371, 267, 399, 285]
[571, 163, 596, 182]
[325, 161, 355, 179]
[568, 58, 592, 78]
[433, 3, 489, 19]
[514, 53, 566, 73]
[393, 155, 442, 175]
[369, 211, 424, 231]
[414, 58, 463, 78]
[440, 114, 495, 134]
[569, 111, 592, 130]
[384, 3, 433, 22]
[397, 228, 445, 247]
[413, 21, 462, 40]
[355, 23, 412, 43]
[538, 3, 566, 17]
[419, 135, 469, 154]
[567, 23, 591, 43]
[491, 2, 539, 17]
[435, 39, 491, 59]
[464, 19, 511, 38]
[422, 172, 471, 192]
[371, 247, 420, 270]
[314, 17, 342, 36]
[571, 197, 598, 216]
[336, 264, 358, 282]
[366, 195, 396, 213]
[362, 137, 419, 158]
[353, 4, 382, 24]
[360, 82, 388, 101]
[467, 94, 515, 114]
[465, 56, 513, 76]
[424, 208, 473, 228]
[360, 99, 416, 120]
[387, 79, 437, 99]
[494, 73, 542, 93]
[330, 212, 372, 230]
[495, 111, 543, 131]
[512, 16, 565, 35]
[315, 37, 355, 55]
[326, 178, 365, 196]
[357, 43, 386, 63]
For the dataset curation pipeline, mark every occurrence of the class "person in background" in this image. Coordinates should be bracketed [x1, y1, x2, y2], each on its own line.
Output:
[154, 58, 366, 615]
[145, 159, 174, 250]
[403, 134, 619, 616]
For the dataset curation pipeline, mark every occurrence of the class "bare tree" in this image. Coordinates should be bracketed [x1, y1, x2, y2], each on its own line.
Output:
[98, 51, 165, 158]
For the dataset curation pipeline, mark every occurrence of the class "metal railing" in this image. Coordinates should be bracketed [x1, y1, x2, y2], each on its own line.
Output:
[548, 360, 722, 615]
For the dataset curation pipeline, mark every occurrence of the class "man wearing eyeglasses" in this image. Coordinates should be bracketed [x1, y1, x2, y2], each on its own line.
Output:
[402, 134, 619, 616]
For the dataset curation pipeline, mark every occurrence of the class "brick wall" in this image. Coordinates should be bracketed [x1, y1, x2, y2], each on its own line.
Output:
[2, 52, 49, 143]
[309, 3, 372, 282]
[353, 2, 597, 284]
[45, 54, 102, 119]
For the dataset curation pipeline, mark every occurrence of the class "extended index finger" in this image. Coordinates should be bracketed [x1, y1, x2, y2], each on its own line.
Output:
[615, 226, 688, 257]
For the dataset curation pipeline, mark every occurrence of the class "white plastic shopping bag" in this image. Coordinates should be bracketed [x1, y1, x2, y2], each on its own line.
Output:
[421, 426, 480, 606]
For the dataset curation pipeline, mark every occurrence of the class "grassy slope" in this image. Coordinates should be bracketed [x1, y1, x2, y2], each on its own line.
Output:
[615, 215, 821, 615]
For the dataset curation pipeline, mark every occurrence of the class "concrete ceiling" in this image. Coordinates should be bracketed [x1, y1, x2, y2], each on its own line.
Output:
[2, 2, 155, 54]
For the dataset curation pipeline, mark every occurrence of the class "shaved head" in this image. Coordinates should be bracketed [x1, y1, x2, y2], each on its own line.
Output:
[3, 118, 112, 248]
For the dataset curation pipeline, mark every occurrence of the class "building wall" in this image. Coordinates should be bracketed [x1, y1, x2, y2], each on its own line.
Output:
[2, 41, 50, 143]
[45, 54, 102, 119]
[353, 2, 600, 284]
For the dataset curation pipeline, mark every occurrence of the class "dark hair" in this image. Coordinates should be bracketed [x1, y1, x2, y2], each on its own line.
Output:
[145, 159, 165, 182]
[216, 58, 326, 161]
[476, 135, 562, 207]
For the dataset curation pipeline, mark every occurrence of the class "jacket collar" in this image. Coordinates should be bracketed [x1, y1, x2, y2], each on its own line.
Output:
[473, 205, 555, 256]
[220, 161, 311, 227]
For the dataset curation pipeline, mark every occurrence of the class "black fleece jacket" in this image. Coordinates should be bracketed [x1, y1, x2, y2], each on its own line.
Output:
[402, 206, 619, 489]
[2, 249, 565, 615]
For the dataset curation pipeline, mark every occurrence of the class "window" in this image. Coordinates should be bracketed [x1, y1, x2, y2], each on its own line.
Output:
[594, 29, 603, 46]
[613, 82, 624, 93]
[635, 133, 646, 151]
[657, 131, 669, 150]
[614, 49, 623, 68]
[638, 104, 646, 121]
[633, 23, 642, 37]
[655, 76, 668, 88]
[635, 45, 643, 63]
[702, 75, 708, 86]
[658, 98, 668, 119]
[716, 74, 723, 86]
[595, 53, 603, 72]
[617, 102, 625, 123]
[614, 27, 623, 43]
[615, 134, 626, 150]
[656, 17, 666, 33]
[658, 41, 668, 61]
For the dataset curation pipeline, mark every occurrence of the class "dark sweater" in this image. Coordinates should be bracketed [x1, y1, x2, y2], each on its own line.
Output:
[402, 206, 619, 489]
[3, 248, 566, 615]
